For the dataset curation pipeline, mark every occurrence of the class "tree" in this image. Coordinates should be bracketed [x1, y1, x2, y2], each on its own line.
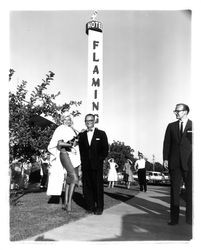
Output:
[145, 160, 164, 172]
[154, 162, 164, 172]
[104, 140, 135, 175]
[9, 70, 82, 162]
[145, 161, 154, 171]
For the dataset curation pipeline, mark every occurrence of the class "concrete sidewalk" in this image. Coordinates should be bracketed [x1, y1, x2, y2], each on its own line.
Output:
[26, 186, 192, 241]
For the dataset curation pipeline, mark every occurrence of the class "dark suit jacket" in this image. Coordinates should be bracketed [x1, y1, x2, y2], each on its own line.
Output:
[163, 119, 192, 171]
[78, 128, 109, 170]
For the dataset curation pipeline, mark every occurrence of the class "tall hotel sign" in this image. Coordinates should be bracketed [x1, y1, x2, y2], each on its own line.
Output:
[86, 13, 103, 124]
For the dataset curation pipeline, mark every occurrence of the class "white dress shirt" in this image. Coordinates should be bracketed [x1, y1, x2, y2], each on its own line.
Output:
[87, 128, 95, 145]
[134, 158, 146, 170]
[180, 118, 188, 132]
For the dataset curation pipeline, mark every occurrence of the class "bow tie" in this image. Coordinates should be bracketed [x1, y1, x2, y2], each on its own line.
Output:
[87, 128, 93, 132]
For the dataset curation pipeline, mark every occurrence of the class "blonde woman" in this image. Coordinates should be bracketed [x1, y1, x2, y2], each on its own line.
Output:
[47, 115, 80, 213]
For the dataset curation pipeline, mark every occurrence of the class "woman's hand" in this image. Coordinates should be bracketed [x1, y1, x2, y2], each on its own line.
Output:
[71, 147, 77, 155]
[56, 140, 63, 150]
[57, 140, 72, 150]
[73, 138, 79, 147]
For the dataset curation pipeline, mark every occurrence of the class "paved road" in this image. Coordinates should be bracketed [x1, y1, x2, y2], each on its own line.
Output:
[26, 185, 192, 242]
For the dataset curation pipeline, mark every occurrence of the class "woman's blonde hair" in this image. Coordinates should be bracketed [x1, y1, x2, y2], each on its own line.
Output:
[61, 114, 73, 125]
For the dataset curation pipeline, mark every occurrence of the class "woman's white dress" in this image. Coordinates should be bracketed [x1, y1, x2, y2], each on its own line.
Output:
[47, 125, 80, 196]
[107, 162, 118, 182]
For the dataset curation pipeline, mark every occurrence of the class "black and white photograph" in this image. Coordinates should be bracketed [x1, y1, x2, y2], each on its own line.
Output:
[2, 0, 201, 248]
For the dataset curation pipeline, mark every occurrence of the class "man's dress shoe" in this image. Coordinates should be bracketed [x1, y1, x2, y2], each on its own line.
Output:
[94, 210, 103, 215]
[186, 220, 192, 225]
[86, 210, 94, 214]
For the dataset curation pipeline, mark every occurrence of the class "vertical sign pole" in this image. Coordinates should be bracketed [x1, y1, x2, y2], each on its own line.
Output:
[86, 11, 103, 125]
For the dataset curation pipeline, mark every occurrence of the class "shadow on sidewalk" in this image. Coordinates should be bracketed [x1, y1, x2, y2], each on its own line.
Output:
[97, 213, 192, 241]
[35, 235, 56, 241]
[104, 191, 135, 203]
[97, 191, 192, 241]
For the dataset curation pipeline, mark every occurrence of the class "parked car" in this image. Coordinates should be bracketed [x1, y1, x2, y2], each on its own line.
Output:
[103, 174, 108, 183]
[162, 171, 171, 185]
[117, 172, 124, 183]
[133, 171, 138, 181]
[146, 171, 165, 185]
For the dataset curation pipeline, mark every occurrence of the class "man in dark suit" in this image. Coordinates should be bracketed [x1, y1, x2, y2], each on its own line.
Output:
[79, 114, 109, 215]
[163, 103, 192, 225]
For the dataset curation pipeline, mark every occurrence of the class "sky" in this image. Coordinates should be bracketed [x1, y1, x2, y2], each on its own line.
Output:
[9, 10, 191, 163]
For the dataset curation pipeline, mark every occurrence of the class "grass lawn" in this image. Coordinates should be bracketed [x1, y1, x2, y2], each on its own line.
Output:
[10, 182, 139, 241]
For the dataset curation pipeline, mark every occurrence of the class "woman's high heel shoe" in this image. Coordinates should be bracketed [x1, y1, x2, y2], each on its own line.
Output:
[67, 204, 72, 213]
[62, 204, 67, 211]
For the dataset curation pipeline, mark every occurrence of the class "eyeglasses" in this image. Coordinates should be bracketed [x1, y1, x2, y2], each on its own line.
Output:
[85, 119, 94, 122]
[173, 110, 185, 114]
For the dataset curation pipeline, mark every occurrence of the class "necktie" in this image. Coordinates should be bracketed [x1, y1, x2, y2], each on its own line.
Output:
[180, 122, 183, 137]
[87, 128, 93, 132]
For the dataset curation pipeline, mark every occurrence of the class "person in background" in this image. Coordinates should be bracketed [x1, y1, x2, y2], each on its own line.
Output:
[107, 158, 118, 188]
[47, 115, 80, 213]
[40, 151, 50, 190]
[78, 114, 109, 215]
[123, 159, 134, 189]
[22, 160, 32, 189]
[29, 155, 42, 185]
[134, 152, 147, 192]
[163, 103, 192, 225]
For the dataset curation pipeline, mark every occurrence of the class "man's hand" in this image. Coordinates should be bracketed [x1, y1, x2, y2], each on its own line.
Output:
[163, 160, 168, 169]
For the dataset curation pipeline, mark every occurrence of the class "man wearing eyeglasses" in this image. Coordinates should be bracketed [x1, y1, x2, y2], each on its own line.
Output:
[78, 114, 109, 215]
[163, 103, 192, 226]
